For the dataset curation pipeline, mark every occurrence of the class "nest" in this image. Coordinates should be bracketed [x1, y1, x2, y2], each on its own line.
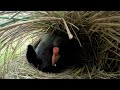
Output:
[2, 52, 81, 79]
[2, 52, 120, 79]
[1, 11, 120, 79]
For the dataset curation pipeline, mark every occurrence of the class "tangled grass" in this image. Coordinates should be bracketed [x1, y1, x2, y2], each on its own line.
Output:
[1, 11, 120, 79]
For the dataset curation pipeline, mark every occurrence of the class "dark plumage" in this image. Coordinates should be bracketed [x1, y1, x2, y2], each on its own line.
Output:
[26, 32, 81, 73]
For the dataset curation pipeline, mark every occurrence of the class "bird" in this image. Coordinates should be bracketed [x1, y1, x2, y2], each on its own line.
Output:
[26, 31, 82, 73]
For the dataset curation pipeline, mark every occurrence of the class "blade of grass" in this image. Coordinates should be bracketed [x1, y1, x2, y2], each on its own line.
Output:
[62, 18, 73, 39]
[90, 16, 120, 23]
[85, 65, 92, 79]
[0, 17, 62, 31]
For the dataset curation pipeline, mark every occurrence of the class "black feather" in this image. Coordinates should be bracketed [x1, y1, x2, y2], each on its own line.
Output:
[26, 32, 82, 73]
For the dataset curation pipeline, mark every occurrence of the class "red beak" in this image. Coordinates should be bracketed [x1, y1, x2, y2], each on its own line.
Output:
[52, 47, 59, 65]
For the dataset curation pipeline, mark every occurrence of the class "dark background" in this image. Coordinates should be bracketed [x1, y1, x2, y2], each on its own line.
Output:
[0, 0, 119, 10]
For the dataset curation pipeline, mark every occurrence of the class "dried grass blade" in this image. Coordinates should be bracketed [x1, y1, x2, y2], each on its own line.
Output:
[90, 16, 120, 23]
[102, 36, 120, 51]
[96, 23, 120, 27]
[103, 32, 120, 44]
[62, 18, 73, 39]
[109, 50, 120, 57]
[86, 65, 92, 79]
[68, 22, 79, 30]
[71, 27, 82, 47]
[88, 11, 105, 21]
[0, 17, 62, 31]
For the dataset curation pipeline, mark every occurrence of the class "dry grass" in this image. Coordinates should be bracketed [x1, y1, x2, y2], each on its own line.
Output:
[1, 11, 120, 79]
[3, 53, 78, 79]
[2, 52, 120, 79]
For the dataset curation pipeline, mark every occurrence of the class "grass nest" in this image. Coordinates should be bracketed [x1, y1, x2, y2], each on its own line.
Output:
[1, 11, 120, 79]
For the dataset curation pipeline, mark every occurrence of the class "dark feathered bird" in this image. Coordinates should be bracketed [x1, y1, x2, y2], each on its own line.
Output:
[26, 31, 81, 73]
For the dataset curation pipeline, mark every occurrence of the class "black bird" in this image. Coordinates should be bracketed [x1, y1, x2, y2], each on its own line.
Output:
[26, 32, 81, 73]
